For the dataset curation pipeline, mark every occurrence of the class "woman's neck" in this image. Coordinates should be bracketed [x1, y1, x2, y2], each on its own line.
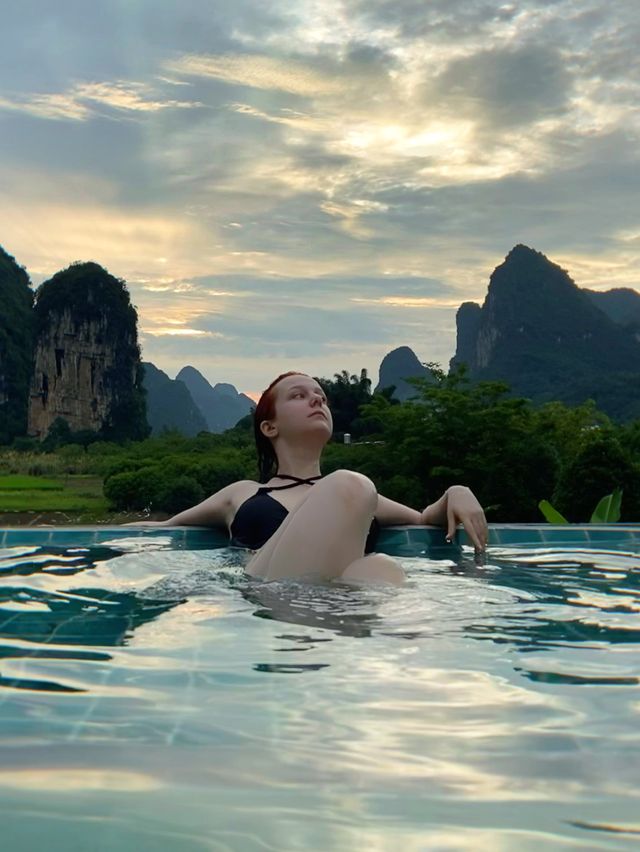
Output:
[272, 445, 322, 480]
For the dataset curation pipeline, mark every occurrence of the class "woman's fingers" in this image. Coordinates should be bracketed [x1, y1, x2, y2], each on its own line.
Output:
[465, 517, 483, 551]
[458, 510, 488, 551]
[446, 503, 457, 542]
[472, 511, 488, 548]
[446, 488, 488, 551]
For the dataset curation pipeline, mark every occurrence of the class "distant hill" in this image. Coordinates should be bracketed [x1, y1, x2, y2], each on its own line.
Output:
[0, 245, 33, 444]
[451, 244, 640, 421]
[176, 366, 253, 432]
[141, 362, 208, 437]
[375, 346, 432, 401]
[585, 288, 640, 329]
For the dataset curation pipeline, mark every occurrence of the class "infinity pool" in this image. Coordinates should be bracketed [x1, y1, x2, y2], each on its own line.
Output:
[1, 525, 639, 851]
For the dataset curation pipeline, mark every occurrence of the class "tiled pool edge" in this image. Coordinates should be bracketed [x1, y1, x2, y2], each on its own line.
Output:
[2, 524, 640, 554]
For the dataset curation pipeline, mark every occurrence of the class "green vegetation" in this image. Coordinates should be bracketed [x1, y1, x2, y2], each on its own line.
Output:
[539, 487, 623, 524]
[0, 475, 62, 491]
[1, 364, 639, 525]
[317, 369, 382, 438]
[591, 489, 623, 523]
[0, 474, 107, 513]
[0, 245, 33, 444]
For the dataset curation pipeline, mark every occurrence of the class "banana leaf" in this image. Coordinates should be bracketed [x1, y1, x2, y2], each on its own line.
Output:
[538, 499, 569, 524]
[590, 488, 622, 523]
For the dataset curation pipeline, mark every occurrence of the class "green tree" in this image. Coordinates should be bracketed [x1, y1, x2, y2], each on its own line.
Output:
[316, 368, 375, 438]
[0, 246, 33, 444]
[156, 475, 205, 515]
[360, 364, 558, 520]
[42, 417, 73, 452]
[533, 399, 611, 466]
[104, 466, 165, 511]
[553, 429, 640, 521]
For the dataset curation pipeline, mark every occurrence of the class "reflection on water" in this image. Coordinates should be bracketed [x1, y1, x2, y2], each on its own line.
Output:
[0, 540, 639, 850]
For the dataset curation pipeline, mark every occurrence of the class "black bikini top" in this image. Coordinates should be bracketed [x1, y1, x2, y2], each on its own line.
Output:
[229, 473, 323, 550]
[229, 471, 380, 553]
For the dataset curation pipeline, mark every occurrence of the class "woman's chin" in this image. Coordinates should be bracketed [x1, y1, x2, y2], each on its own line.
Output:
[308, 421, 332, 442]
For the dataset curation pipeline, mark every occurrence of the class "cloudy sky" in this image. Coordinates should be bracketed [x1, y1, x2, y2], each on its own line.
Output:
[1, 1, 638, 398]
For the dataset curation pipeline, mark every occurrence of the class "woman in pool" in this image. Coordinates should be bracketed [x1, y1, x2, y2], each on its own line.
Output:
[138, 371, 487, 584]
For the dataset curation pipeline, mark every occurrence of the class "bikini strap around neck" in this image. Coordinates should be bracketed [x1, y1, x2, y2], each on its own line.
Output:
[257, 473, 323, 493]
[273, 473, 323, 485]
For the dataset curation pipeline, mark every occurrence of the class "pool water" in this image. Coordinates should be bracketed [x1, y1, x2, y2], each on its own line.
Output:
[1, 533, 639, 851]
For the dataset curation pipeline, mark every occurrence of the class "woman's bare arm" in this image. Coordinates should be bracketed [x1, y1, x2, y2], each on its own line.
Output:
[375, 494, 421, 525]
[124, 480, 254, 528]
[376, 485, 488, 551]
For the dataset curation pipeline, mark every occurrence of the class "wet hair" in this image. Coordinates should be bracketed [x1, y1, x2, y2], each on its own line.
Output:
[254, 371, 307, 482]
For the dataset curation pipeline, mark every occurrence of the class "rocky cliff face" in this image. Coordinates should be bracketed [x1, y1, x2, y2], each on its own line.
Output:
[454, 302, 482, 370]
[451, 245, 640, 420]
[29, 309, 122, 436]
[28, 262, 148, 440]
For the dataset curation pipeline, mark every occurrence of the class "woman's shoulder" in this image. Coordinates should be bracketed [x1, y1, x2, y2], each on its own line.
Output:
[226, 479, 261, 507]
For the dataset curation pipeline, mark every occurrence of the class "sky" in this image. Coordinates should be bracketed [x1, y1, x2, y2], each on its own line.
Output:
[1, 1, 638, 399]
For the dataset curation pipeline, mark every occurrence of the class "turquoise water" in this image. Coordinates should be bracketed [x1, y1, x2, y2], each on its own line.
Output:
[1, 532, 639, 851]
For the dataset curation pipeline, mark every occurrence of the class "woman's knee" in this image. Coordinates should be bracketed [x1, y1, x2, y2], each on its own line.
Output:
[340, 554, 405, 586]
[321, 470, 377, 510]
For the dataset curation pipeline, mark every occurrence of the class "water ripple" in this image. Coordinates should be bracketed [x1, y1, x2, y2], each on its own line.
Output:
[0, 542, 639, 849]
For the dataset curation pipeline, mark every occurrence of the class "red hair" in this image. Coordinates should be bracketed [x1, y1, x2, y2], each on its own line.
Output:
[254, 371, 307, 482]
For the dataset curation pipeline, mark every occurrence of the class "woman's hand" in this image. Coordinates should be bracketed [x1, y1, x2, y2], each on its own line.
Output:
[421, 485, 488, 552]
[444, 485, 488, 551]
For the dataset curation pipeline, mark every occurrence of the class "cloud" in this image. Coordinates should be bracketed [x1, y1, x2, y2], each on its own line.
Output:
[2, 0, 640, 395]
[141, 327, 226, 338]
[0, 186, 211, 282]
[132, 267, 460, 390]
[166, 53, 347, 97]
[349, 0, 508, 37]
[0, 80, 201, 122]
[351, 296, 462, 308]
[429, 45, 571, 128]
[0, 93, 90, 121]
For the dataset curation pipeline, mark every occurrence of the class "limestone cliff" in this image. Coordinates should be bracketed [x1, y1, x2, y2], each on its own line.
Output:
[450, 245, 640, 420]
[28, 262, 148, 440]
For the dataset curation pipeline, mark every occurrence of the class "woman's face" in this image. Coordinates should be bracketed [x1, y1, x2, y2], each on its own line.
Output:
[268, 374, 333, 440]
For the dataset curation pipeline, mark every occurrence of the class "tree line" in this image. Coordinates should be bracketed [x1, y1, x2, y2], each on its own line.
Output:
[7, 364, 638, 523]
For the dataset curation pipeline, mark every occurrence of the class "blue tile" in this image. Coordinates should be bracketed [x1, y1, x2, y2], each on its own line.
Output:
[2, 522, 640, 557]
[586, 527, 638, 547]
[539, 526, 590, 546]
[49, 529, 100, 547]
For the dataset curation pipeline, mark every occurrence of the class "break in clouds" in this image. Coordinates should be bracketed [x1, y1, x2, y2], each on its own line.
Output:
[0, 0, 638, 393]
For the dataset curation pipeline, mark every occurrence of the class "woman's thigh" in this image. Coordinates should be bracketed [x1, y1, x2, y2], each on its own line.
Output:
[245, 470, 378, 582]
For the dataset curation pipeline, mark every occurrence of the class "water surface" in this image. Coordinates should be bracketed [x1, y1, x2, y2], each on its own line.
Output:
[0, 538, 639, 850]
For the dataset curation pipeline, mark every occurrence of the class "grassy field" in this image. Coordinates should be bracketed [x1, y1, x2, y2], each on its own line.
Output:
[0, 473, 165, 525]
[0, 474, 108, 515]
[0, 474, 63, 491]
